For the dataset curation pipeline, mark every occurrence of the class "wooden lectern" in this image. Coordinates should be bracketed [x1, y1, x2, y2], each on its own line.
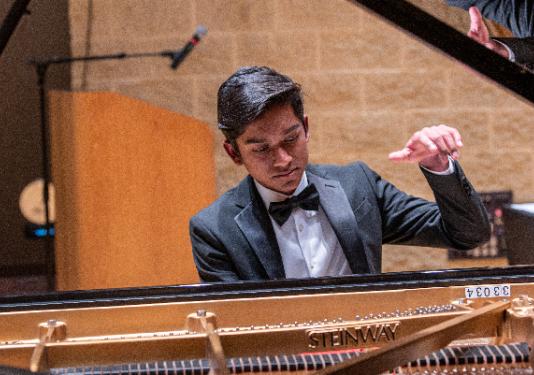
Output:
[49, 91, 216, 290]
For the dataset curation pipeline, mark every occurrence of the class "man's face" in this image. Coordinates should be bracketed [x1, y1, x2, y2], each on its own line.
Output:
[225, 103, 310, 195]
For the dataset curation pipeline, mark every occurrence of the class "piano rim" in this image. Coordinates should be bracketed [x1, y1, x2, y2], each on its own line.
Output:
[1, 265, 534, 312]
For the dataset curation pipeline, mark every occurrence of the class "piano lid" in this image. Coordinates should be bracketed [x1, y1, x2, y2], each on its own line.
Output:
[348, 0, 534, 104]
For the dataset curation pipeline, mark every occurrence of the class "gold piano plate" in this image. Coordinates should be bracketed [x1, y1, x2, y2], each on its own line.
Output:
[2, 268, 534, 374]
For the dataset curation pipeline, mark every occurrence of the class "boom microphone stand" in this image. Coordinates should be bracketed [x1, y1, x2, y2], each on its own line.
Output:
[30, 49, 179, 290]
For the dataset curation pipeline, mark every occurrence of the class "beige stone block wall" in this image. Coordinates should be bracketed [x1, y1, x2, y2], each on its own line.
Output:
[67, 0, 534, 274]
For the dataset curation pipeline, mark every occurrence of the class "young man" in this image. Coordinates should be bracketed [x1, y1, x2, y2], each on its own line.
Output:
[190, 66, 490, 283]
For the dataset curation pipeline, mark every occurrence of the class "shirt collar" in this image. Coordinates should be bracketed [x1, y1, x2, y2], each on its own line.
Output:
[254, 172, 308, 209]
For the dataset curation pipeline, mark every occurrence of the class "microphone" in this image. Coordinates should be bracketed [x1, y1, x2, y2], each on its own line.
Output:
[170, 25, 207, 70]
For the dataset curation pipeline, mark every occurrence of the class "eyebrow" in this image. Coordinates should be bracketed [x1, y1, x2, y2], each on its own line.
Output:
[244, 124, 302, 145]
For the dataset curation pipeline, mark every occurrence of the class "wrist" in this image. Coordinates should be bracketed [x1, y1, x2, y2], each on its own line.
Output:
[487, 40, 510, 59]
[419, 154, 449, 172]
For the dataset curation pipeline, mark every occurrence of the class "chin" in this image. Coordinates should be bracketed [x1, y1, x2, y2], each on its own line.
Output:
[281, 182, 299, 195]
[268, 183, 293, 195]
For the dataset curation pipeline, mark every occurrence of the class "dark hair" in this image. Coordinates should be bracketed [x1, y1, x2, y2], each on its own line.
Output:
[217, 66, 304, 153]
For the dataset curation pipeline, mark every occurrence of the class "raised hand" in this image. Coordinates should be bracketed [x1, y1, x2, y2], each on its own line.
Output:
[388, 125, 463, 172]
[467, 6, 509, 59]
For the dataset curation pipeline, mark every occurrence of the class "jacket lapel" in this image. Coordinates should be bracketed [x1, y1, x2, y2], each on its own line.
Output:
[307, 172, 373, 274]
[233, 177, 285, 279]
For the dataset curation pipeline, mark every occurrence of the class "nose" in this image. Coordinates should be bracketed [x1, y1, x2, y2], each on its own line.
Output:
[272, 146, 292, 168]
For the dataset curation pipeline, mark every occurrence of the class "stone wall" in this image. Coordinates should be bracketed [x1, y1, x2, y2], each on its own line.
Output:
[68, 0, 534, 273]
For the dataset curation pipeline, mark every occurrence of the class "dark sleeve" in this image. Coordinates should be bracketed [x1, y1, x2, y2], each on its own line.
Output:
[189, 215, 241, 283]
[494, 37, 534, 66]
[447, 0, 534, 38]
[364, 161, 491, 249]
[419, 162, 491, 247]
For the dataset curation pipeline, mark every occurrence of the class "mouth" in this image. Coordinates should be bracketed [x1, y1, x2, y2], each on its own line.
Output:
[273, 167, 298, 179]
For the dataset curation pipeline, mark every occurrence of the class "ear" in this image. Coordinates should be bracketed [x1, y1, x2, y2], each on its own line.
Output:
[303, 115, 310, 142]
[223, 141, 243, 165]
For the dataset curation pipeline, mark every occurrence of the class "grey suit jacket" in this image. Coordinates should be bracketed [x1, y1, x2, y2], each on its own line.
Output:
[190, 162, 491, 283]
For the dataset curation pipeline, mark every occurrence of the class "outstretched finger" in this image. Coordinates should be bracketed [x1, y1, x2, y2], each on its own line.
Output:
[388, 148, 412, 162]
[469, 6, 484, 34]
[468, 6, 489, 42]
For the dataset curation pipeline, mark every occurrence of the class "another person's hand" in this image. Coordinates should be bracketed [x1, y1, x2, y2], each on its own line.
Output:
[467, 6, 510, 59]
[388, 125, 463, 172]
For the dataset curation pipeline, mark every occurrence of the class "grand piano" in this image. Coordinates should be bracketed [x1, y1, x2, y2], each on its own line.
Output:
[2, 0, 534, 374]
[2, 267, 534, 374]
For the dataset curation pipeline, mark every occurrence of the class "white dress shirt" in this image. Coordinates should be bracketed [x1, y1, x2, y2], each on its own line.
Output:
[255, 174, 352, 278]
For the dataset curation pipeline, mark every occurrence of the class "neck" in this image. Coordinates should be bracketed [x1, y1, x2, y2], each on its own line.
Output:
[254, 173, 308, 209]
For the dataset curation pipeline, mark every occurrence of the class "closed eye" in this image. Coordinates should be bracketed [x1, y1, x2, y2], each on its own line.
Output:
[253, 145, 269, 153]
[284, 132, 300, 144]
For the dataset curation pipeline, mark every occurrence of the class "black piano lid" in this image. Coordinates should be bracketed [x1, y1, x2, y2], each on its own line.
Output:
[1, 266, 534, 311]
[349, 0, 534, 104]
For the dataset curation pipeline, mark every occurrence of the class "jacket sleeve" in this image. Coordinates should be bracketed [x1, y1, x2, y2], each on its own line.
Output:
[189, 215, 241, 283]
[362, 161, 491, 250]
[494, 37, 534, 67]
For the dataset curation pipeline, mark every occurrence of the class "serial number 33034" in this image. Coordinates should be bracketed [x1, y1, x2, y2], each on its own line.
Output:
[464, 284, 511, 299]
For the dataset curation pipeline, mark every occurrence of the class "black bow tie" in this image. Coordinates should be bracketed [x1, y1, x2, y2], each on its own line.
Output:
[268, 183, 320, 226]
